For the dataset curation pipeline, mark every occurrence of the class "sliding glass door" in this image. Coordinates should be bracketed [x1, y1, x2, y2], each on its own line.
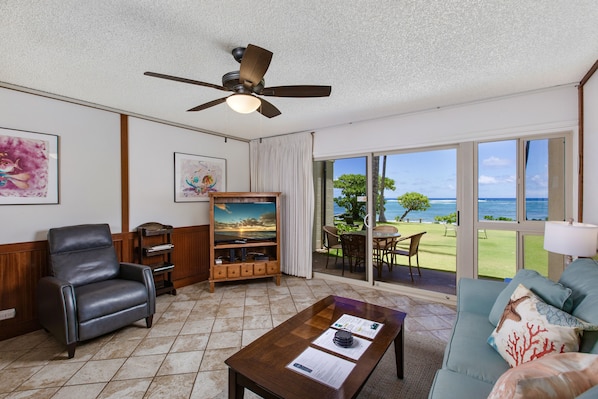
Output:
[372, 149, 457, 295]
[313, 148, 458, 296]
[313, 156, 370, 282]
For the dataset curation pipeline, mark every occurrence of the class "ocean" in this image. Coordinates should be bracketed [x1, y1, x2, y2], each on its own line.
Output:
[334, 198, 548, 223]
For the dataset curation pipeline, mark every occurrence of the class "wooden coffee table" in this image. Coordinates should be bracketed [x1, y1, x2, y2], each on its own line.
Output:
[225, 295, 407, 399]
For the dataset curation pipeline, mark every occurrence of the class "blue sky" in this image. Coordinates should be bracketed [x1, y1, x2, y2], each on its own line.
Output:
[333, 139, 549, 199]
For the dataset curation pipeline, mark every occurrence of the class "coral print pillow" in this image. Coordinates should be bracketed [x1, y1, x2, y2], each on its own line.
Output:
[487, 284, 596, 368]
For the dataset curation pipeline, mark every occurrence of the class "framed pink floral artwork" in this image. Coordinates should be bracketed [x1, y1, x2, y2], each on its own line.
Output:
[0, 128, 59, 205]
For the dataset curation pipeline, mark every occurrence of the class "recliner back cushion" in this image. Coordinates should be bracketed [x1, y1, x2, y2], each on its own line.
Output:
[48, 224, 120, 287]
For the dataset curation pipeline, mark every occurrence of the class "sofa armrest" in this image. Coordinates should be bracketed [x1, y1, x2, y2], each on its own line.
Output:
[37, 276, 77, 346]
[119, 262, 156, 314]
[457, 278, 506, 315]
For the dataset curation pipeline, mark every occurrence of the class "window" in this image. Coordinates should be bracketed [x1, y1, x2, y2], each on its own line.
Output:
[476, 136, 567, 279]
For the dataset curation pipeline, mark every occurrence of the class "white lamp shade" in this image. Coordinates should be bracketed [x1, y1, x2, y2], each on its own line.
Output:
[226, 94, 261, 114]
[543, 221, 598, 257]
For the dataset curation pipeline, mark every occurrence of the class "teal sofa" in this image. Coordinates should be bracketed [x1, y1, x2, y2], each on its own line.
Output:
[428, 258, 598, 399]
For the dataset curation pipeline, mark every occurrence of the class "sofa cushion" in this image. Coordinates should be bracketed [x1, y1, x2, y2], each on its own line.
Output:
[487, 352, 598, 399]
[558, 258, 598, 353]
[488, 284, 593, 368]
[489, 269, 572, 326]
[75, 279, 149, 322]
[428, 369, 494, 399]
[444, 311, 509, 384]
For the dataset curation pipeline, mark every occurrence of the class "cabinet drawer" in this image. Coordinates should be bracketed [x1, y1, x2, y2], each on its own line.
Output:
[241, 263, 254, 277]
[253, 263, 266, 275]
[227, 265, 241, 278]
[212, 265, 227, 280]
[266, 261, 280, 274]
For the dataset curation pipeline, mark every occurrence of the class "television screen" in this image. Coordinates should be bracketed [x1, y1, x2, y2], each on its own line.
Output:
[213, 202, 277, 243]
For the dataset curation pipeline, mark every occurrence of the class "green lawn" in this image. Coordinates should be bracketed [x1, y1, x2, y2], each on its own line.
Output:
[335, 221, 549, 280]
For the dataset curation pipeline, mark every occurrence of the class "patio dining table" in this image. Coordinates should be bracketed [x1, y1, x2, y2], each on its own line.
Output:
[348, 230, 401, 278]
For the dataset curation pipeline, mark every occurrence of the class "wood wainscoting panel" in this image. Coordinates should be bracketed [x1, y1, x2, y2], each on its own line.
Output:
[0, 241, 49, 342]
[0, 225, 210, 342]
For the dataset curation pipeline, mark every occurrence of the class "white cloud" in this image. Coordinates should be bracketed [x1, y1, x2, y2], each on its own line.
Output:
[529, 174, 548, 188]
[478, 175, 498, 184]
[482, 156, 510, 167]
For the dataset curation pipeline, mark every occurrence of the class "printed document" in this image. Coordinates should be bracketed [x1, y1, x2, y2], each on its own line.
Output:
[286, 347, 355, 389]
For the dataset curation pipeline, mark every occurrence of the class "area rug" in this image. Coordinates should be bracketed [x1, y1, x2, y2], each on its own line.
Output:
[357, 332, 446, 399]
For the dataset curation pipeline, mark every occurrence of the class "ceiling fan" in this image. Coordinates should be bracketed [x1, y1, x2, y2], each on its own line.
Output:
[144, 44, 331, 118]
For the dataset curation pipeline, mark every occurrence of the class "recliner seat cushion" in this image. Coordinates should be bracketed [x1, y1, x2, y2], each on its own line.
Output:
[75, 279, 149, 322]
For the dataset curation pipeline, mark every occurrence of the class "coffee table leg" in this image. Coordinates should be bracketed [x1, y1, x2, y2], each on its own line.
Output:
[228, 368, 245, 399]
[394, 327, 404, 379]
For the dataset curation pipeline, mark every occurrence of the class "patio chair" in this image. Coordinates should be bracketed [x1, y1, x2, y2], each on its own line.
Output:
[322, 225, 342, 268]
[389, 231, 427, 282]
[340, 232, 366, 275]
[373, 225, 399, 277]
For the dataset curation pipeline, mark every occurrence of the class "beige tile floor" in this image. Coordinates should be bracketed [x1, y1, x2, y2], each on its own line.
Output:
[0, 276, 456, 399]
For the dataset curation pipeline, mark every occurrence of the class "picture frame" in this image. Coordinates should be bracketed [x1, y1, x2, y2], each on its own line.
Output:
[0, 127, 59, 205]
[174, 152, 226, 202]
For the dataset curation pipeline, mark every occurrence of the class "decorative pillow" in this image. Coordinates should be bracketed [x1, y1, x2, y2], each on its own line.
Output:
[487, 284, 596, 368]
[487, 352, 598, 399]
[489, 269, 573, 326]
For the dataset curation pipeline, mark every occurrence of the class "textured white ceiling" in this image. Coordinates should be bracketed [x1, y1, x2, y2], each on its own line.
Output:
[1, 1, 597, 140]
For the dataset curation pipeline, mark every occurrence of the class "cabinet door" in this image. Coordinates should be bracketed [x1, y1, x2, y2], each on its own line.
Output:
[241, 263, 254, 277]
[227, 265, 241, 278]
[254, 262, 266, 275]
[213, 265, 227, 280]
[266, 261, 280, 274]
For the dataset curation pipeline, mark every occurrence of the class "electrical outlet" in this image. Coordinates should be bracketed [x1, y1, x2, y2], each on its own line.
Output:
[0, 308, 16, 320]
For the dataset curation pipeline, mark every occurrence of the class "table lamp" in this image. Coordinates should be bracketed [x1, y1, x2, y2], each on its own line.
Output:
[543, 220, 598, 264]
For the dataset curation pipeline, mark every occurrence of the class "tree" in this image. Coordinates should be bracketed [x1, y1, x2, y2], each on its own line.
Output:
[396, 192, 430, 221]
[378, 155, 388, 222]
[435, 212, 457, 224]
[334, 173, 395, 223]
[334, 174, 367, 221]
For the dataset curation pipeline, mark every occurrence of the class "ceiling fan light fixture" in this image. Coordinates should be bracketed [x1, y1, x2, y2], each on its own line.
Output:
[226, 94, 261, 114]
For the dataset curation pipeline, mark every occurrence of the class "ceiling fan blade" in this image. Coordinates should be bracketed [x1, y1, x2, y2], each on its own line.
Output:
[260, 85, 332, 97]
[144, 71, 228, 92]
[187, 96, 228, 112]
[256, 98, 281, 118]
[239, 44, 272, 88]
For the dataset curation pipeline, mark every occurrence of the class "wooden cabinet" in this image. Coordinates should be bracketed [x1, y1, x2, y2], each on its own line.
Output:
[209, 192, 281, 292]
[137, 222, 177, 296]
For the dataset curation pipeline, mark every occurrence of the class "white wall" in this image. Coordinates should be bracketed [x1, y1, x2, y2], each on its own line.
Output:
[313, 85, 584, 217]
[583, 72, 598, 225]
[0, 87, 122, 242]
[0, 88, 249, 244]
[313, 86, 578, 158]
[128, 117, 249, 229]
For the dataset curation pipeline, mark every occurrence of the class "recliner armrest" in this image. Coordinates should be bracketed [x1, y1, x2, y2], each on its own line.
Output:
[119, 263, 156, 313]
[37, 276, 77, 346]
[119, 262, 151, 282]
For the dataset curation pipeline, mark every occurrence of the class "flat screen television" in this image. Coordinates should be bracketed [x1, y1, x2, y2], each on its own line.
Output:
[213, 202, 277, 243]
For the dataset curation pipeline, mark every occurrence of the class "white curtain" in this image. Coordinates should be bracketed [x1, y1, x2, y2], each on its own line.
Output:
[249, 132, 314, 278]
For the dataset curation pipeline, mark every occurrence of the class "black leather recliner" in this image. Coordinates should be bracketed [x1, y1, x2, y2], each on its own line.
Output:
[37, 223, 156, 358]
